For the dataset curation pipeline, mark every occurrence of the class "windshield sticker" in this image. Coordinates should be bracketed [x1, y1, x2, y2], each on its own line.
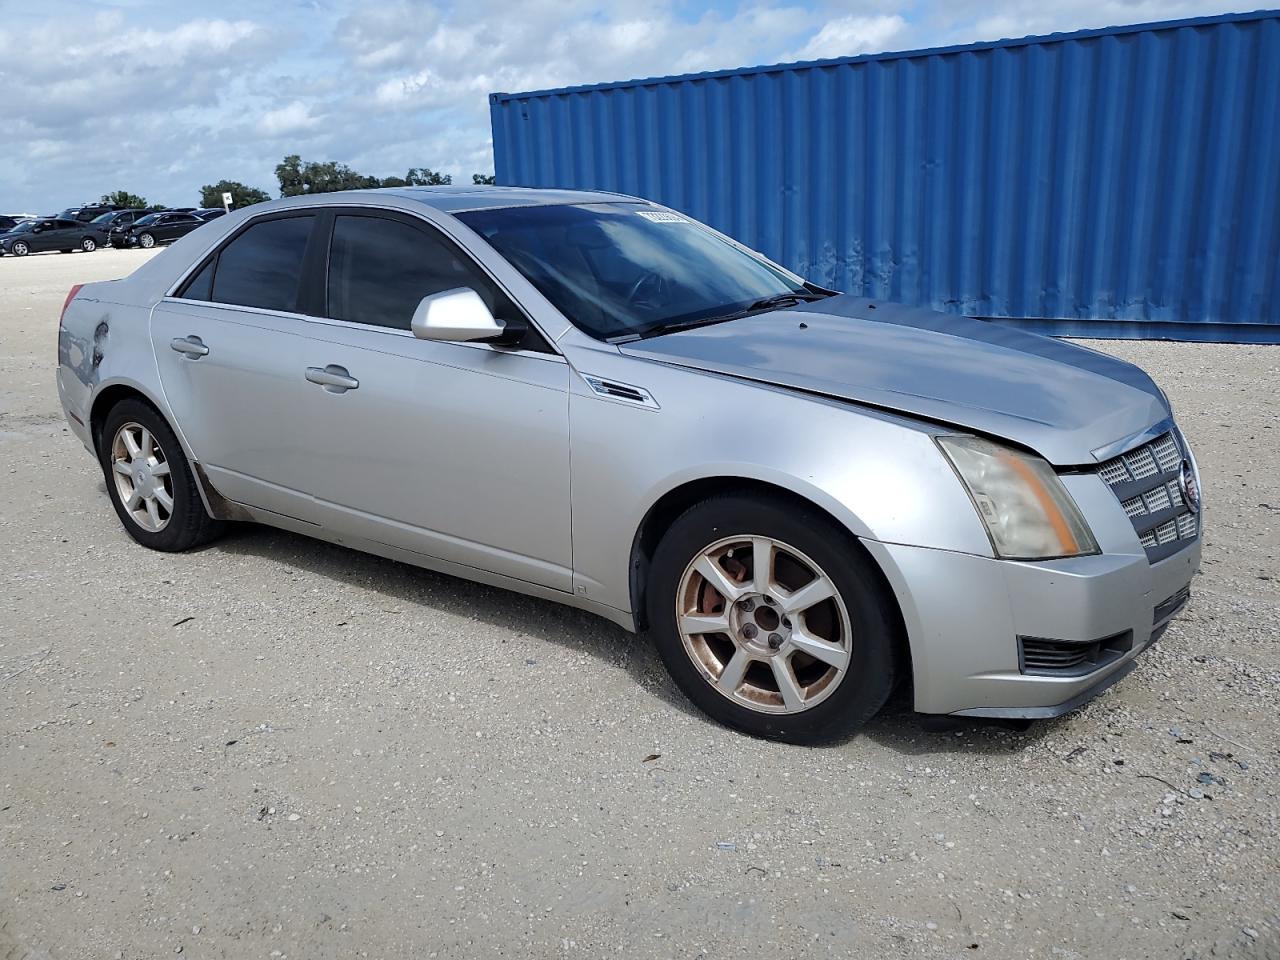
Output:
[636, 211, 688, 223]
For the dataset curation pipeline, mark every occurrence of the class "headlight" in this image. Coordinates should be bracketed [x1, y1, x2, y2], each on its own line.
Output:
[937, 436, 1099, 560]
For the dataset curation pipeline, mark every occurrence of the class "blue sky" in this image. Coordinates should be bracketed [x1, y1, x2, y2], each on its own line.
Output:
[0, 0, 1244, 212]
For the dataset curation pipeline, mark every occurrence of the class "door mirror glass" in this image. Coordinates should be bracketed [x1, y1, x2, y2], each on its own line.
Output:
[411, 288, 523, 344]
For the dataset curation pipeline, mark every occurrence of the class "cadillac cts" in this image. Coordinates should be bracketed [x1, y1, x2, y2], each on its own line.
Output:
[56, 187, 1202, 743]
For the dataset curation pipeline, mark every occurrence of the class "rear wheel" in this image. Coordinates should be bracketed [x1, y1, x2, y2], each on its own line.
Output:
[98, 398, 224, 551]
[646, 493, 899, 744]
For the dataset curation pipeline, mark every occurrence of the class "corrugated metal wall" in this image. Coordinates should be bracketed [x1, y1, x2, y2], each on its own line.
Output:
[490, 11, 1280, 342]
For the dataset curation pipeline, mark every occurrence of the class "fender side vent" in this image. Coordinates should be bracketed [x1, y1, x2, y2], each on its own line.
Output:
[582, 375, 659, 409]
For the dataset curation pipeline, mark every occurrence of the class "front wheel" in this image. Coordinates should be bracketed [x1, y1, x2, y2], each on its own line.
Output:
[646, 493, 900, 744]
[81, 237, 97, 252]
[10, 240, 28, 257]
[138, 232, 155, 249]
[98, 398, 224, 551]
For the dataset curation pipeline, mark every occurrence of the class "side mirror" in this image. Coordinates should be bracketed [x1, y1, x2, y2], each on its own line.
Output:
[410, 287, 527, 346]
[33, 225, 45, 233]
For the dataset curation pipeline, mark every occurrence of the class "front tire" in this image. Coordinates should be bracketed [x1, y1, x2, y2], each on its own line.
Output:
[10, 241, 27, 257]
[138, 233, 155, 249]
[81, 237, 97, 252]
[646, 493, 900, 744]
[98, 399, 224, 551]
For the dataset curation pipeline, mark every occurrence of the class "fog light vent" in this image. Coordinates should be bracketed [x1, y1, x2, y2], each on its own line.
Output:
[1019, 631, 1133, 677]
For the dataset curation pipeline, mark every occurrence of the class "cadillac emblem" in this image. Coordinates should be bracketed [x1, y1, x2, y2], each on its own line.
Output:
[1179, 460, 1201, 514]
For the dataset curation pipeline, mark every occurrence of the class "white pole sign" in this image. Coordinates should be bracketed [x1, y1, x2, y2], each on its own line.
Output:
[222, 192, 233, 211]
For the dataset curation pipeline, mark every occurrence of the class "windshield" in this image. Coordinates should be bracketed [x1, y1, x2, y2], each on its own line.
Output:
[133, 213, 159, 226]
[91, 212, 116, 224]
[8, 220, 36, 233]
[456, 202, 813, 341]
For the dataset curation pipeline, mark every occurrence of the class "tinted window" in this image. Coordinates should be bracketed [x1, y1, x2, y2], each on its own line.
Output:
[181, 260, 215, 301]
[211, 216, 314, 312]
[326, 214, 505, 330]
[57, 220, 80, 229]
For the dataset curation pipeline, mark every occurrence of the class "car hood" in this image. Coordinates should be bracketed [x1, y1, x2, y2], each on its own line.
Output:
[617, 296, 1169, 465]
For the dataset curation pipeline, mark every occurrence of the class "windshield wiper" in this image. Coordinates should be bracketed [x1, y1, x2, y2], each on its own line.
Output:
[745, 291, 828, 312]
[608, 313, 742, 343]
[609, 289, 835, 343]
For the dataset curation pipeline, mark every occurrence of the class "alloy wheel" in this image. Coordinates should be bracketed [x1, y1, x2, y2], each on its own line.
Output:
[676, 535, 852, 714]
[110, 422, 174, 532]
[82, 237, 96, 252]
[139, 233, 155, 248]
[12, 241, 28, 257]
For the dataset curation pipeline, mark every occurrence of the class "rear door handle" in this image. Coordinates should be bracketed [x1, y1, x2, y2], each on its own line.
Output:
[305, 364, 359, 393]
[170, 335, 209, 358]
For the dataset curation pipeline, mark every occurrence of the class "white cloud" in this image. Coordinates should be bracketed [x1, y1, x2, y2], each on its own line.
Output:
[787, 13, 908, 61]
[257, 101, 321, 136]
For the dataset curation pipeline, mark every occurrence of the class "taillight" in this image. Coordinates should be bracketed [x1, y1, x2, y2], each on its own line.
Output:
[60, 284, 84, 325]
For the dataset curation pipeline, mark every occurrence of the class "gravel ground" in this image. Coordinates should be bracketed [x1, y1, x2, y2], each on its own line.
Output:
[1, 248, 1277, 960]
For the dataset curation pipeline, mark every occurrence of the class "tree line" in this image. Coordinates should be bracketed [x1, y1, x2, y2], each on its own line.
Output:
[100, 156, 497, 213]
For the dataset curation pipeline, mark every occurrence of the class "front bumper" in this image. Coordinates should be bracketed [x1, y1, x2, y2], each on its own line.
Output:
[863, 535, 1200, 717]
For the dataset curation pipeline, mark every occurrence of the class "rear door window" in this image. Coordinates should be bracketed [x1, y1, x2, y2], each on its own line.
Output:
[209, 216, 315, 312]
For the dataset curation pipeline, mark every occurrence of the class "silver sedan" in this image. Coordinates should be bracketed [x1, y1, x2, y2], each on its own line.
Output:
[56, 187, 1202, 743]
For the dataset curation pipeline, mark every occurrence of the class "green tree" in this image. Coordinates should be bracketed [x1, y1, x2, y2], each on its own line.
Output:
[199, 180, 271, 210]
[102, 189, 149, 208]
[402, 167, 451, 186]
[275, 154, 382, 196]
[472, 173, 496, 185]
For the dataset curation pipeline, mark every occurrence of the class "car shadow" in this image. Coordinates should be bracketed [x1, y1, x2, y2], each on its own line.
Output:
[199, 520, 1075, 755]
[209, 521, 706, 721]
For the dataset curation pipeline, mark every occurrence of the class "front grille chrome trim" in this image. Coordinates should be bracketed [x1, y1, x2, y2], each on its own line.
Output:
[1096, 428, 1197, 562]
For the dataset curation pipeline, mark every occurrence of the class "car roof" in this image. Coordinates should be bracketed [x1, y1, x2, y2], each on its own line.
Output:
[357, 185, 638, 213]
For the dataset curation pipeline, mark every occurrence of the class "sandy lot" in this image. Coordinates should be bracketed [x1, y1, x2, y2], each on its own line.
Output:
[1, 247, 1277, 960]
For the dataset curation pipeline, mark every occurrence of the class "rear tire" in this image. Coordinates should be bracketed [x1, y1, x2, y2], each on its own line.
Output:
[645, 493, 899, 744]
[98, 398, 225, 551]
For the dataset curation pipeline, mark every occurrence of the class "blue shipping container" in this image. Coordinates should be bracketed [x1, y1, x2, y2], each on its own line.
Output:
[491, 11, 1280, 342]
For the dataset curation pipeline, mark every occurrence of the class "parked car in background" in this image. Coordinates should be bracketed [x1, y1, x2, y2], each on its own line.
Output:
[0, 217, 103, 255]
[120, 211, 204, 249]
[60, 203, 121, 223]
[54, 187, 1202, 743]
[91, 208, 154, 241]
[194, 208, 227, 221]
[0, 214, 32, 232]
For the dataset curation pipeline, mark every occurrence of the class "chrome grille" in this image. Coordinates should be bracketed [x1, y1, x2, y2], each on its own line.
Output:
[1152, 434, 1181, 472]
[1098, 430, 1198, 562]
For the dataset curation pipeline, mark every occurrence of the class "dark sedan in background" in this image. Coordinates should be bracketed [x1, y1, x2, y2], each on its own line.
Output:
[118, 211, 204, 249]
[92, 208, 156, 244]
[0, 217, 104, 256]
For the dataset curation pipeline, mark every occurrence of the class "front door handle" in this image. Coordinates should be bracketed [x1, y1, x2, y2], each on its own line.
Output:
[170, 335, 209, 358]
[305, 364, 359, 393]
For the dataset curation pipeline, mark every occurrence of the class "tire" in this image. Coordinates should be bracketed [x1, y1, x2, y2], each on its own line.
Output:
[98, 398, 225, 551]
[11, 240, 28, 257]
[81, 237, 97, 252]
[138, 233, 155, 249]
[645, 493, 899, 744]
